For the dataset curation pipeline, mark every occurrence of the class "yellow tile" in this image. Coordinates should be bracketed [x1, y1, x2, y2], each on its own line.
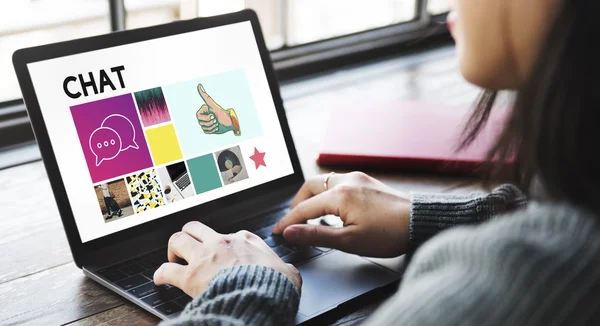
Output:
[145, 124, 183, 166]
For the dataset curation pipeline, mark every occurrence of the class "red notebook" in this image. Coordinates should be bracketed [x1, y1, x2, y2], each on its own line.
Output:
[316, 101, 508, 175]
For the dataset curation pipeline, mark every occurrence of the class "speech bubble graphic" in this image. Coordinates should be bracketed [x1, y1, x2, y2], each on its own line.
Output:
[87, 114, 140, 167]
[101, 114, 139, 151]
[89, 127, 122, 166]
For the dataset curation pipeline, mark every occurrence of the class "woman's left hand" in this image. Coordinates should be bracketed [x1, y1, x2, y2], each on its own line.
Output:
[154, 221, 302, 297]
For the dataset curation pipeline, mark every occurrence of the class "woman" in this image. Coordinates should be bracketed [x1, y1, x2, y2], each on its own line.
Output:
[155, 0, 600, 324]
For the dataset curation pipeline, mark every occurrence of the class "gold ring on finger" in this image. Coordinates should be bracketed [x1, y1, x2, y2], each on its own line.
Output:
[324, 172, 335, 191]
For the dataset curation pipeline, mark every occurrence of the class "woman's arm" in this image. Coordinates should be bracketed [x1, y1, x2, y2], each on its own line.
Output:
[409, 184, 526, 250]
[162, 265, 299, 326]
[409, 184, 527, 251]
[364, 203, 599, 325]
[273, 174, 526, 258]
[158, 182, 526, 325]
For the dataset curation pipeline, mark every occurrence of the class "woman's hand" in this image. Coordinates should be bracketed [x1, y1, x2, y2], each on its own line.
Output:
[154, 221, 302, 297]
[272, 172, 411, 258]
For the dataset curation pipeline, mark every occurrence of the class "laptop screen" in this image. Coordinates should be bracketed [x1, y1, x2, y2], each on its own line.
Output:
[166, 162, 187, 183]
[26, 21, 295, 243]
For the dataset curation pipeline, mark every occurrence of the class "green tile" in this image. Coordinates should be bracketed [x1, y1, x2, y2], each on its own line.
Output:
[187, 154, 222, 194]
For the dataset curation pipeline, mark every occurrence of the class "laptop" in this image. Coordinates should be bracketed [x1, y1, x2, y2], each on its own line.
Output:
[13, 10, 401, 324]
[167, 162, 194, 199]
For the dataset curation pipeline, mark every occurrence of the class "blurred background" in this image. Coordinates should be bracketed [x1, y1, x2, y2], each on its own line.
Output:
[0, 0, 450, 103]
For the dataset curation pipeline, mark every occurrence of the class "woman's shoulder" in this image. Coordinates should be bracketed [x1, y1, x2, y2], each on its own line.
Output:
[494, 201, 600, 236]
[491, 202, 600, 246]
[423, 201, 600, 253]
[400, 202, 600, 324]
[414, 202, 600, 265]
[407, 201, 600, 288]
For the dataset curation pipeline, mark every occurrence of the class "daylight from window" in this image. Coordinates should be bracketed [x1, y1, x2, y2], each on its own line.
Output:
[0, 0, 448, 103]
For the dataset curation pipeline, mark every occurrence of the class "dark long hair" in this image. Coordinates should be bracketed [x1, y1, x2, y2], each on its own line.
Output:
[461, 0, 600, 213]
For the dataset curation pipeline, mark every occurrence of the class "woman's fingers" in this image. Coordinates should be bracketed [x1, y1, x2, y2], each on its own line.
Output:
[290, 173, 341, 208]
[282, 224, 350, 249]
[182, 221, 219, 243]
[167, 222, 218, 263]
[273, 190, 341, 234]
[289, 179, 318, 209]
[153, 262, 187, 288]
[167, 231, 202, 263]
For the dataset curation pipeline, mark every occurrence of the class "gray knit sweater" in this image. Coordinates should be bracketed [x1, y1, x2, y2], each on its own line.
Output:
[164, 185, 600, 325]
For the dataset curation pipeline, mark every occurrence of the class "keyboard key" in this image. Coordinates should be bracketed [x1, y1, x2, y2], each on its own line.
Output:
[147, 257, 165, 268]
[150, 248, 167, 257]
[282, 247, 322, 264]
[98, 269, 128, 282]
[142, 287, 185, 307]
[142, 269, 157, 280]
[149, 250, 167, 262]
[119, 263, 145, 276]
[272, 246, 292, 258]
[155, 302, 183, 315]
[174, 295, 193, 307]
[128, 282, 167, 298]
[284, 244, 304, 253]
[264, 236, 286, 248]
[265, 208, 289, 221]
[176, 175, 191, 189]
[115, 274, 150, 290]
[137, 259, 159, 270]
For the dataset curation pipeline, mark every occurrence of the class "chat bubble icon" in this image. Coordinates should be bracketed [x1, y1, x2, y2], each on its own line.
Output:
[101, 114, 139, 152]
[89, 127, 122, 166]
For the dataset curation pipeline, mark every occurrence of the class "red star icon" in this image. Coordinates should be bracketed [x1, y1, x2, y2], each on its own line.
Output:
[249, 147, 266, 169]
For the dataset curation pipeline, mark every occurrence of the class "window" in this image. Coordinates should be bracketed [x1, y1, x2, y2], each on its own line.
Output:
[123, 0, 450, 50]
[428, 0, 451, 15]
[284, 0, 417, 46]
[125, 0, 182, 30]
[0, 0, 111, 103]
[1, 0, 450, 103]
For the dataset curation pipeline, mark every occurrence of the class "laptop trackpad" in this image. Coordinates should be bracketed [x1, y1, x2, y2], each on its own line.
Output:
[297, 250, 398, 318]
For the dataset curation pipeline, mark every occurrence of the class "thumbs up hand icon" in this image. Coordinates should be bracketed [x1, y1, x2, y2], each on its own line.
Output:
[195, 84, 241, 136]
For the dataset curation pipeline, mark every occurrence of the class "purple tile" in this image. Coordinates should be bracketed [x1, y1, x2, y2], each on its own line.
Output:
[70, 94, 153, 183]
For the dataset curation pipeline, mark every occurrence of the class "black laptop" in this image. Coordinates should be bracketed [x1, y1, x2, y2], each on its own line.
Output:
[12, 10, 401, 324]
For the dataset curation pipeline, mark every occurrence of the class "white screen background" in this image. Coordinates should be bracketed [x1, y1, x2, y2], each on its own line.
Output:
[27, 22, 294, 242]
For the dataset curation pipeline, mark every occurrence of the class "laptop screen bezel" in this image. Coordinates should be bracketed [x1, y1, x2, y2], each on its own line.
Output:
[12, 10, 304, 266]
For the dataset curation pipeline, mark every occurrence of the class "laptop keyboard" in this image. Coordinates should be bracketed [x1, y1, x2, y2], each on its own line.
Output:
[96, 248, 191, 316]
[174, 174, 191, 190]
[95, 222, 330, 316]
[260, 233, 326, 264]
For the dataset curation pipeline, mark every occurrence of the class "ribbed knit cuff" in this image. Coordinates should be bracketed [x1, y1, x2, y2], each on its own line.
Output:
[164, 265, 299, 326]
[409, 184, 526, 251]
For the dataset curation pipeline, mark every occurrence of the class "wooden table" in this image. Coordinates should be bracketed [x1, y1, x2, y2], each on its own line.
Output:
[0, 45, 484, 325]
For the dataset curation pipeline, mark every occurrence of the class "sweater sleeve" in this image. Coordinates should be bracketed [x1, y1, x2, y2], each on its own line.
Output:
[409, 184, 526, 250]
[363, 204, 600, 325]
[162, 265, 300, 326]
